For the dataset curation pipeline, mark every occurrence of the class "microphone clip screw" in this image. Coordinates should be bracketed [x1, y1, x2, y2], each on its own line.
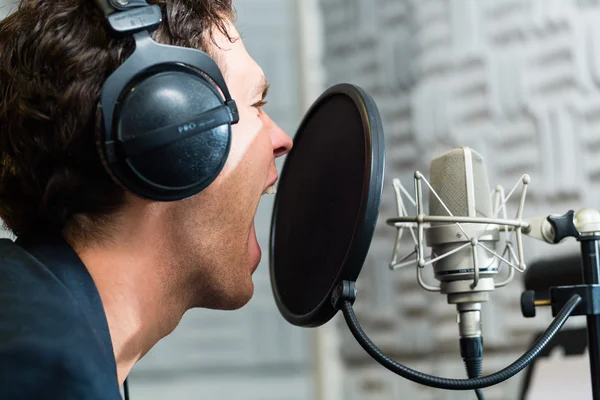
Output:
[548, 210, 580, 243]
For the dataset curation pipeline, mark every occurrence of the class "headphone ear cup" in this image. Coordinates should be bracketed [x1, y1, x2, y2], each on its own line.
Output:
[99, 68, 232, 201]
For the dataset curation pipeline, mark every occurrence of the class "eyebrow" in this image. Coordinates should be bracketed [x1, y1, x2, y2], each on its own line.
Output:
[253, 76, 270, 101]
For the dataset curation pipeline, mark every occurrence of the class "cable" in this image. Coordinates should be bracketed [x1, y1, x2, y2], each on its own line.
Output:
[339, 294, 581, 390]
[461, 337, 486, 400]
[475, 388, 485, 400]
[124, 377, 130, 400]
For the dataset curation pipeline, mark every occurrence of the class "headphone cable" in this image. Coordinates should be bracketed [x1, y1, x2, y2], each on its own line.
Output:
[124, 377, 130, 400]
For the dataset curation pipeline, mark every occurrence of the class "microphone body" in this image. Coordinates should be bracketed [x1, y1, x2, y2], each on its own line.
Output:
[427, 147, 498, 377]
[388, 146, 532, 381]
[428, 148, 498, 297]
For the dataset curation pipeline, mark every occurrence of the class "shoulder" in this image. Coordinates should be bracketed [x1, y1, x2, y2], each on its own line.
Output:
[0, 238, 81, 338]
[0, 239, 122, 399]
[0, 334, 121, 400]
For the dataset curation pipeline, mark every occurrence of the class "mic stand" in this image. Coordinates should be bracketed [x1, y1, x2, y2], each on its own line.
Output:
[521, 209, 600, 399]
[580, 235, 600, 399]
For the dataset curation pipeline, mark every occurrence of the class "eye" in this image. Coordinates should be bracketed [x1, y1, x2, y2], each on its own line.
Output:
[252, 99, 268, 110]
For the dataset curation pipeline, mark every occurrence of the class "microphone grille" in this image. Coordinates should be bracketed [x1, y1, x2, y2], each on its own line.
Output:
[429, 147, 491, 218]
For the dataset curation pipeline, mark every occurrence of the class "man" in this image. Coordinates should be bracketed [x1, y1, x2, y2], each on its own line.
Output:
[0, 0, 293, 398]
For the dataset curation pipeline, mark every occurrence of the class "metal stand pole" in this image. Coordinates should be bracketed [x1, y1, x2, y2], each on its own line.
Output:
[580, 237, 600, 400]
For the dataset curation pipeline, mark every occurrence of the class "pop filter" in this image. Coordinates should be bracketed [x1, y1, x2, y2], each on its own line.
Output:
[269, 83, 385, 327]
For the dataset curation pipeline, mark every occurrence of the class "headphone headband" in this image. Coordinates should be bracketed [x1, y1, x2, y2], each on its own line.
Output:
[95, 0, 154, 15]
[94, 0, 162, 35]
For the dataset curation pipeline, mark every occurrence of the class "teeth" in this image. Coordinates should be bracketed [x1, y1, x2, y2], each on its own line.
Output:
[262, 185, 277, 195]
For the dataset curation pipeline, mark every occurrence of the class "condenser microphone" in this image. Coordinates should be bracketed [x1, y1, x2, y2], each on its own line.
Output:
[426, 148, 498, 379]
[427, 148, 498, 349]
[387, 146, 532, 387]
[428, 148, 500, 294]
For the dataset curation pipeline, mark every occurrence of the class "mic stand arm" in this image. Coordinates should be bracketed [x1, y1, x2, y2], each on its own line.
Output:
[521, 209, 600, 399]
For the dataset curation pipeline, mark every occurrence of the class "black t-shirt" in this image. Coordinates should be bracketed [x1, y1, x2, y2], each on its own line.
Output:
[0, 234, 122, 399]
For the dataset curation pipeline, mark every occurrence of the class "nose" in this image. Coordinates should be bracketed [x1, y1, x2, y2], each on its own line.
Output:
[267, 114, 293, 158]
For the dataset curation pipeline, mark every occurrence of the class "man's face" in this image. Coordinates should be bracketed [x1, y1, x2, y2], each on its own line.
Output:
[166, 21, 293, 310]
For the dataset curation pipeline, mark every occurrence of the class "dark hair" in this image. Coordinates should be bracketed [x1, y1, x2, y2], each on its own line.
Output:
[0, 0, 235, 241]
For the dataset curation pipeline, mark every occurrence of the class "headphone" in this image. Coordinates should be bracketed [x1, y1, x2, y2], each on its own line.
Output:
[94, 0, 239, 201]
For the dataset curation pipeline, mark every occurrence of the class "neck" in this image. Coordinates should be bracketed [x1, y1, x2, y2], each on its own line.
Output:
[70, 206, 188, 384]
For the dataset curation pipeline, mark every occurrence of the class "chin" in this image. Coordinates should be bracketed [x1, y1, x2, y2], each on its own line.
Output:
[208, 277, 255, 311]
[226, 290, 254, 310]
[220, 286, 255, 310]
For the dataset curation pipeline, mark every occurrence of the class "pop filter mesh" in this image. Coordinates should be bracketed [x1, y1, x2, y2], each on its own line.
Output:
[272, 94, 366, 317]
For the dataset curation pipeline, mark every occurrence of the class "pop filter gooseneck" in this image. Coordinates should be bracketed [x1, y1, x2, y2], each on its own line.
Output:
[269, 83, 386, 327]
